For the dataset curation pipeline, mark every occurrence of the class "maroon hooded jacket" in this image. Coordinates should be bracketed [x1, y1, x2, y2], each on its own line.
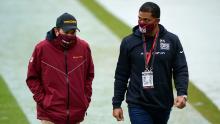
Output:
[26, 35, 94, 124]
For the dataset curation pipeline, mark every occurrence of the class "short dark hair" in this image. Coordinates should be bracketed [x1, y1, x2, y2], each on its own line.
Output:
[139, 2, 160, 18]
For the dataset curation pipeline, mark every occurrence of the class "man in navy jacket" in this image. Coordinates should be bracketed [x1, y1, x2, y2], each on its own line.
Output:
[112, 2, 188, 124]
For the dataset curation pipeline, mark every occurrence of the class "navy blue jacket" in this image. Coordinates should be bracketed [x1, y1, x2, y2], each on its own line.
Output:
[112, 24, 189, 111]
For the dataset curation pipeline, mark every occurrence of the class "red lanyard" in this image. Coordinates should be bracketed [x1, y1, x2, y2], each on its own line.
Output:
[143, 31, 159, 69]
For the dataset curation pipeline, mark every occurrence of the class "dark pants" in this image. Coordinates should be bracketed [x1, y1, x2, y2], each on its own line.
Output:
[128, 106, 171, 124]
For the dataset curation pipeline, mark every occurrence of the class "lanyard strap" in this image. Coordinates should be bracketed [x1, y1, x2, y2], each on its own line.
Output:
[142, 31, 159, 70]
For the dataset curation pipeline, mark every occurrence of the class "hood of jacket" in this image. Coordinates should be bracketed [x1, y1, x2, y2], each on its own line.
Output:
[46, 28, 56, 41]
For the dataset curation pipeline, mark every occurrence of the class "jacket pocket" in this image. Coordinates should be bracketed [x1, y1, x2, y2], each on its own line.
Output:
[42, 94, 53, 109]
[70, 107, 87, 122]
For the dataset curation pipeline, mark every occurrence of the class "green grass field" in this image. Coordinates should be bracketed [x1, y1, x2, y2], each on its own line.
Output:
[79, 0, 220, 123]
[189, 82, 220, 123]
[0, 76, 29, 124]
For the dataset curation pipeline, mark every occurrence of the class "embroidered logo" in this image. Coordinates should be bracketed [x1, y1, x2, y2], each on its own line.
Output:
[160, 39, 166, 43]
[73, 56, 83, 59]
[154, 52, 165, 55]
[64, 20, 76, 24]
[29, 57, 33, 63]
[160, 43, 170, 50]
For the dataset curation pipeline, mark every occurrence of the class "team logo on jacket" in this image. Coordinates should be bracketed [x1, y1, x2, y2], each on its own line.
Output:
[160, 39, 170, 50]
[160, 43, 170, 50]
[29, 57, 33, 63]
[160, 39, 166, 43]
[73, 56, 83, 59]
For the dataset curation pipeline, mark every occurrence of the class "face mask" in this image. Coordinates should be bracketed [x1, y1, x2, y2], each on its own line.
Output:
[57, 34, 76, 48]
[57, 34, 76, 43]
[138, 21, 156, 34]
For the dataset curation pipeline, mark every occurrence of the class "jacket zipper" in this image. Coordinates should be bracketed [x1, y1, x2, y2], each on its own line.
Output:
[64, 50, 70, 124]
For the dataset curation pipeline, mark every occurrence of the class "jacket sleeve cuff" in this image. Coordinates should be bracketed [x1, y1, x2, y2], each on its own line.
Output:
[177, 90, 187, 96]
[113, 102, 122, 109]
[33, 92, 45, 104]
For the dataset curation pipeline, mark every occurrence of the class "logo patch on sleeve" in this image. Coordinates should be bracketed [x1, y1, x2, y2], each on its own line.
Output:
[29, 57, 33, 63]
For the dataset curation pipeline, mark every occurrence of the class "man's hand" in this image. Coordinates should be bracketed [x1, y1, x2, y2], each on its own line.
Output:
[113, 108, 124, 121]
[174, 96, 187, 109]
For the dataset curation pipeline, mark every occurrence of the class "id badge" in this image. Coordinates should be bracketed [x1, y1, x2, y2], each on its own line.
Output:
[142, 70, 154, 88]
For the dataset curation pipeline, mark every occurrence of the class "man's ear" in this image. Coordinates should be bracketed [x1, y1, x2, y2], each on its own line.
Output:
[54, 27, 59, 36]
[156, 18, 160, 23]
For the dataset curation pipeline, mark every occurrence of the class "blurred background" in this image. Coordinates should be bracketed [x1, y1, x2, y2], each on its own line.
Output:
[0, 0, 220, 124]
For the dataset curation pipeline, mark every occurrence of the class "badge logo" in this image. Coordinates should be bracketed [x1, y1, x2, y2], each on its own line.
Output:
[160, 43, 170, 50]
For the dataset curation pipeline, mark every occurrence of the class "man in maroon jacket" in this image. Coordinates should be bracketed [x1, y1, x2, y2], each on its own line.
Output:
[26, 13, 94, 124]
